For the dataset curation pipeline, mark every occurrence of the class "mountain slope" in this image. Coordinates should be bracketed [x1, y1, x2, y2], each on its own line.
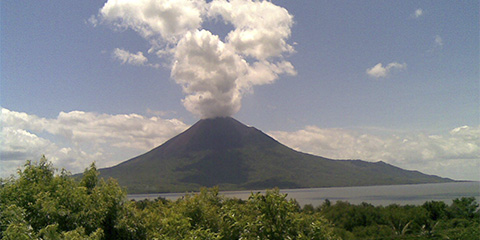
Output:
[98, 117, 452, 193]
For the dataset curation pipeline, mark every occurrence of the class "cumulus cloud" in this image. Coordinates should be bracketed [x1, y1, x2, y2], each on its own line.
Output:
[172, 30, 246, 117]
[2, 107, 478, 181]
[97, 0, 296, 119]
[1, 127, 54, 162]
[0, 126, 103, 178]
[413, 8, 423, 18]
[269, 125, 480, 181]
[366, 62, 406, 78]
[208, 0, 294, 59]
[100, 0, 205, 43]
[113, 48, 149, 66]
[0, 107, 188, 178]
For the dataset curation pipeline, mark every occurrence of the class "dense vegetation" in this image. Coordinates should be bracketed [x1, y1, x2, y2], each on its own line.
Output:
[1, 157, 478, 239]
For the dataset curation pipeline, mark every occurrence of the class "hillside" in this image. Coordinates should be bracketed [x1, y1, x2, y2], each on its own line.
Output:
[98, 117, 452, 193]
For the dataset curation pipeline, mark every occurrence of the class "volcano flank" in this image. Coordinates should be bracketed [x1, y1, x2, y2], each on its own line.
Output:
[98, 117, 452, 193]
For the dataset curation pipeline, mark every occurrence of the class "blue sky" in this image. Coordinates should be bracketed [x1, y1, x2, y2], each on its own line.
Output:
[1, 0, 478, 181]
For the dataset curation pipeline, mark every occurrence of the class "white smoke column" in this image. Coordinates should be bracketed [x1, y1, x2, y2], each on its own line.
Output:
[99, 0, 296, 118]
[172, 30, 247, 117]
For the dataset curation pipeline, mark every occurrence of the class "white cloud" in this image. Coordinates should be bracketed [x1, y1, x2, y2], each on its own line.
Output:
[1, 127, 54, 162]
[0, 107, 189, 178]
[170, 29, 296, 118]
[413, 8, 423, 18]
[0, 108, 48, 132]
[0, 127, 102, 178]
[113, 48, 148, 66]
[366, 62, 406, 78]
[208, 0, 294, 59]
[2, 107, 478, 181]
[172, 29, 246, 118]
[269, 125, 480, 181]
[98, 0, 296, 119]
[100, 0, 205, 43]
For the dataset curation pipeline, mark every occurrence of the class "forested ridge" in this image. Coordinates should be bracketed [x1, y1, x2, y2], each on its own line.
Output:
[1, 157, 478, 239]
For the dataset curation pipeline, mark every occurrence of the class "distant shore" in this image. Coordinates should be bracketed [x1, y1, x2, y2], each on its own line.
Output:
[128, 181, 480, 206]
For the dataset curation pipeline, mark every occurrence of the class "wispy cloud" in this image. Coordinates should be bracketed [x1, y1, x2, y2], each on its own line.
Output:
[366, 62, 406, 78]
[427, 35, 444, 53]
[434, 35, 443, 47]
[87, 15, 98, 27]
[433, 35, 444, 49]
[112, 48, 161, 68]
[113, 48, 148, 66]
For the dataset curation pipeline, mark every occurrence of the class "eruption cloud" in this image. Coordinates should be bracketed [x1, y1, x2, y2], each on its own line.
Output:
[99, 0, 296, 118]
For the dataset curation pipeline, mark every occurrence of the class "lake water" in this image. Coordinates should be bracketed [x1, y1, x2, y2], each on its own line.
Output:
[128, 181, 480, 206]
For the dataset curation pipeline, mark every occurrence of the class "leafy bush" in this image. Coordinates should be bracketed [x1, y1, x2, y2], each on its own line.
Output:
[1, 157, 339, 239]
[0, 157, 124, 239]
[318, 198, 479, 239]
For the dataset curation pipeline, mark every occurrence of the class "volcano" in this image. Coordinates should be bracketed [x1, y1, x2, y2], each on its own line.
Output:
[98, 117, 452, 193]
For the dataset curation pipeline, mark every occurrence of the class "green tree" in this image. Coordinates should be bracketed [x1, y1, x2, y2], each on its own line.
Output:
[242, 189, 338, 240]
[80, 162, 99, 194]
[448, 197, 479, 220]
[0, 157, 126, 239]
[0, 205, 34, 240]
[383, 204, 428, 236]
[423, 200, 448, 221]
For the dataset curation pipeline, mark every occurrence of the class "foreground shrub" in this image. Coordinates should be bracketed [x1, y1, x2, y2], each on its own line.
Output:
[2, 157, 477, 239]
[1, 157, 340, 240]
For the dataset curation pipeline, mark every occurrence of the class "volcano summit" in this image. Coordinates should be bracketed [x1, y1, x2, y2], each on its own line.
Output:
[98, 117, 452, 193]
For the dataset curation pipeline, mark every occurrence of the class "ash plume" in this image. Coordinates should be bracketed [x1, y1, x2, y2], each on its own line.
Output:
[98, 0, 296, 118]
